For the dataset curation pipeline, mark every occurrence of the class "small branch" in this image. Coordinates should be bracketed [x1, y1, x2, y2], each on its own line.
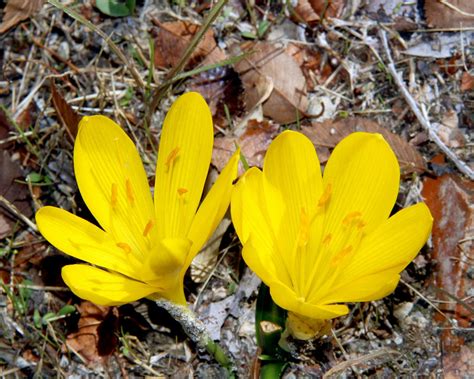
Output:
[155, 300, 235, 377]
[379, 30, 474, 180]
[0, 195, 38, 232]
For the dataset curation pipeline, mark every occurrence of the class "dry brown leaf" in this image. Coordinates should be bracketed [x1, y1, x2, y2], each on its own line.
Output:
[437, 109, 466, 148]
[460, 71, 474, 92]
[293, 0, 345, 24]
[153, 21, 225, 69]
[64, 302, 119, 364]
[234, 42, 308, 124]
[212, 119, 279, 174]
[425, 0, 474, 28]
[301, 118, 426, 175]
[51, 81, 81, 141]
[423, 174, 474, 377]
[0, 151, 31, 239]
[0, 0, 45, 34]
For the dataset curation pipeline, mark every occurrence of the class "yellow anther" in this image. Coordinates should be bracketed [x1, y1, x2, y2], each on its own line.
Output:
[116, 242, 132, 254]
[143, 220, 154, 237]
[177, 188, 188, 196]
[357, 220, 367, 229]
[111, 183, 118, 208]
[298, 208, 310, 247]
[126, 179, 134, 205]
[331, 245, 353, 266]
[342, 211, 362, 226]
[322, 233, 332, 245]
[165, 147, 180, 172]
[318, 183, 332, 207]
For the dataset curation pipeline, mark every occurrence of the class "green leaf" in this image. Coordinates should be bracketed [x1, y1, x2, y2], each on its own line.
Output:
[241, 31, 257, 39]
[58, 304, 76, 316]
[33, 309, 42, 328]
[27, 172, 42, 183]
[95, 0, 136, 17]
[260, 361, 288, 379]
[42, 312, 57, 324]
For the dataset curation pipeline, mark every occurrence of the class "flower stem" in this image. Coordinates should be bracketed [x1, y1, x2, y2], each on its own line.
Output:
[155, 300, 235, 377]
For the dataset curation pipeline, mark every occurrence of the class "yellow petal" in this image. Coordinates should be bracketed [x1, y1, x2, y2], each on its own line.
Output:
[36, 206, 140, 278]
[74, 115, 155, 258]
[186, 148, 240, 265]
[269, 280, 348, 320]
[146, 238, 190, 279]
[263, 131, 323, 253]
[341, 202, 433, 281]
[322, 132, 400, 238]
[316, 270, 400, 304]
[231, 168, 292, 286]
[62, 264, 156, 306]
[154, 92, 213, 239]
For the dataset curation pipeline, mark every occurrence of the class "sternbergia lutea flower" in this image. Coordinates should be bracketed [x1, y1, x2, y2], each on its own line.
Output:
[231, 130, 432, 338]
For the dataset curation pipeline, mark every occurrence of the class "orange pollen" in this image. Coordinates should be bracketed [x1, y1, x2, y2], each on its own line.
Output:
[177, 188, 188, 196]
[143, 220, 154, 237]
[126, 179, 134, 204]
[357, 220, 367, 229]
[165, 147, 180, 172]
[111, 183, 118, 208]
[116, 242, 131, 254]
[342, 211, 362, 226]
[322, 233, 332, 245]
[318, 183, 332, 207]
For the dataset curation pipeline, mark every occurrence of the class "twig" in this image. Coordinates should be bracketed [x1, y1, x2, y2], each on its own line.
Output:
[0, 195, 38, 232]
[438, 0, 474, 17]
[155, 299, 235, 377]
[379, 30, 474, 180]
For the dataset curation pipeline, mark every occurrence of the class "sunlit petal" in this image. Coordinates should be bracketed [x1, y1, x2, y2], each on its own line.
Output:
[154, 92, 213, 239]
[74, 116, 155, 257]
[62, 264, 157, 306]
[187, 148, 240, 265]
[36, 206, 140, 278]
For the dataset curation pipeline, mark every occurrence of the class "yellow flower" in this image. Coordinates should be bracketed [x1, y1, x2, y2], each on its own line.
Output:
[36, 92, 240, 306]
[231, 131, 432, 336]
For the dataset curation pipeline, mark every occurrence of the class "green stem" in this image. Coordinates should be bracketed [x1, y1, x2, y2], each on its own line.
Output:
[155, 300, 235, 377]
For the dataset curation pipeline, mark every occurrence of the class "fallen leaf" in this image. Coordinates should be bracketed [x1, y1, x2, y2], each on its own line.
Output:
[153, 20, 225, 69]
[425, 0, 474, 28]
[191, 218, 231, 283]
[51, 81, 81, 141]
[64, 302, 119, 364]
[293, 0, 345, 25]
[0, 0, 45, 34]
[423, 174, 474, 377]
[301, 118, 426, 175]
[404, 34, 472, 59]
[460, 71, 474, 92]
[0, 151, 31, 239]
[436, 109, 466, 148]
[234, 42, 308, 124]
[212, 119, 279, 174]
[189, 66, 244, 129]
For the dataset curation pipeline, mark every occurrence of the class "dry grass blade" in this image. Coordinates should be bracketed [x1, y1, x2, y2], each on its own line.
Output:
[47, 0, 145, 90]
[145, 0, 229, 124]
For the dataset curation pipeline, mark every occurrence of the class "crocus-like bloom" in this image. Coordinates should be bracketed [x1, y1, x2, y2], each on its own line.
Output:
[36, 92, 239, 306]
[231, 131, 432, 335]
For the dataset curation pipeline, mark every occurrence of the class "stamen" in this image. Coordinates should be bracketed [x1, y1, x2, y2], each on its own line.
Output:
[331, 245, 353, 266]
[165, 147, 180, 172]
[177, 188, 188, 196]
[116, 242, 132, 254]
[322, 233, 332, 245]
[318, 183, 332, 207]
[143, 220, 154, 237]
[342, 211, 362, 226]
[298, 208, 310, 247]
[111, 183, 118, 208]
[126, 179, 134, 205]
